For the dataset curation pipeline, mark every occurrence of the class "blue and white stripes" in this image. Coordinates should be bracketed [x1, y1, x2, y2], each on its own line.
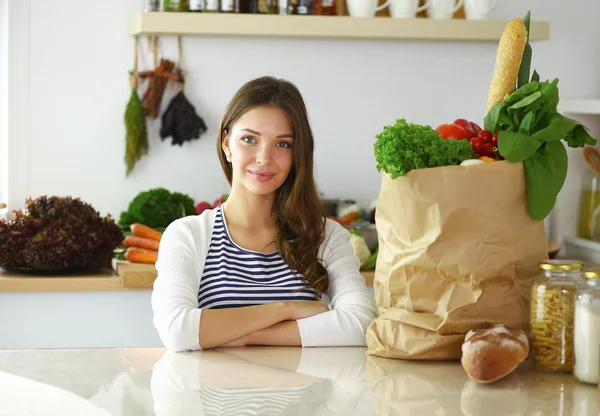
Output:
[198, 208, 316, 309]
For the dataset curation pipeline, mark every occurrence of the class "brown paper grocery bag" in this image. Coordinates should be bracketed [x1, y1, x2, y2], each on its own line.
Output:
[365, 161, 548, 360]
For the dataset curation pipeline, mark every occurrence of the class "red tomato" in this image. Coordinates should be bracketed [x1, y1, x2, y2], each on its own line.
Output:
[469, 137, 484, 154]
[482, 143, 495, 158]
[491, 133, 498, 147]
[453, 119, 477, 138]
[470, 122, 482, 135]
[477, 130, 493, 143]
[435, 124, 468, 140]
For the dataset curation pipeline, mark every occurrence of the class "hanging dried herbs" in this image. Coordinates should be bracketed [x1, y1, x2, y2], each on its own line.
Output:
[160, 37, 208, 146]
[124, 36, 148, 176]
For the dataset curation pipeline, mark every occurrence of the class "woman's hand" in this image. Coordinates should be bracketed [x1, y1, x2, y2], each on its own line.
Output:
[285, 300, 329, 320]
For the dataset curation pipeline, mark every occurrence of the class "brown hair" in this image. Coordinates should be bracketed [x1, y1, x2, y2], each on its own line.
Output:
[217, 76, 328, 297]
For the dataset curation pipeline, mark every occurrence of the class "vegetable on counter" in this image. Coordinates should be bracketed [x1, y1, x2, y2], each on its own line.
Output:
[361, 247, 378, 271]
[348, 229, 372, 268]
[125, 247, 158, 264]
[194, 201, 212, 216]
[0, 196, 124, 271]
[119, 187, 195, 231]
[131, 223, 163, 242]
[124, 235, 160, 251]
[374, 119, 478, 178]
[213, 194, 229, 209]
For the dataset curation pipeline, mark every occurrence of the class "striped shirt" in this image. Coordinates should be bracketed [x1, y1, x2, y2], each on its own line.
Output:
[198, 207, 317, 309]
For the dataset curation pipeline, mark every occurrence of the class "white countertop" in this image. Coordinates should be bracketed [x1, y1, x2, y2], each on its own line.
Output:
[0, 346, 598, 415]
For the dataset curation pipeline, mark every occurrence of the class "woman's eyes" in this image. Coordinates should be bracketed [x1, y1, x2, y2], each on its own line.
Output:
[241, 136, 291, 149]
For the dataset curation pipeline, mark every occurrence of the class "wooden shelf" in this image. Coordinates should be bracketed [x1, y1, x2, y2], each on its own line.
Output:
[0, 268, 124, 293]
[559, 99, 600, 116]
[128, 12, 550, 42]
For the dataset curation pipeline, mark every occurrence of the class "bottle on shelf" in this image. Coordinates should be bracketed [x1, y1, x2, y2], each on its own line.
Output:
[205, 0, 221, 12]
[241, 0, 259, 13]
[222, 0, 241, 13]
[256, 0, 278, 13]
[279, 0, 299, 14]
[297, 0, 313, 15]
[314, 0, 336, 15]
[144, 0, 161, 12]
[190, 0, 206, 12]
[164, 0, 190, 11]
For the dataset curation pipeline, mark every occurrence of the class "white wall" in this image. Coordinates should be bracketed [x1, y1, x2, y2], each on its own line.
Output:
[5, 0, 600, 239]
[0, 0, 8, 205]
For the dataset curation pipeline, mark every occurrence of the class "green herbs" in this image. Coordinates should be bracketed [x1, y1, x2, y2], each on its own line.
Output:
[118, 187, 195, 231]
[374, 119, 477, 178]
[484, 79, 597, 220]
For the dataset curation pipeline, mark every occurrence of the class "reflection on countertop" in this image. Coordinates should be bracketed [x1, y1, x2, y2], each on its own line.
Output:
[0, 346, 598, 415]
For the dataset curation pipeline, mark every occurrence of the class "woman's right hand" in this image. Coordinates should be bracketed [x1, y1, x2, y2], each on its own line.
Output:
[284, 300, 329, 320]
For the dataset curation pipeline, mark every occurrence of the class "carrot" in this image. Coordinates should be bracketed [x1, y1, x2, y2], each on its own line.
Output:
[339, 212, 360, 225]
[124, 235, 160, 251]
[125, 247, 158, 264]
[131, 223, 162, 241]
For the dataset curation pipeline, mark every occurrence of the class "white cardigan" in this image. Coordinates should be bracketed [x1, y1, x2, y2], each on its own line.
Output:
[151, 208, 378, 351]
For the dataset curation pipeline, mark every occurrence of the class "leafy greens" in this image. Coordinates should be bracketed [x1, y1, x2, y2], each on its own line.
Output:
[374, 119, 477, 178]
[484, 79, 597, 220]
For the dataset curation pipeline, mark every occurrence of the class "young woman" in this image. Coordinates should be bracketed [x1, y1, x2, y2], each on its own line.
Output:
[151, 76, 378, 351]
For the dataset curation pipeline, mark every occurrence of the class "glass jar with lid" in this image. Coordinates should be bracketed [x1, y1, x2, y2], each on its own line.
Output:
[578, 170, 600, 240]
[531, 259, 584, 372]
[574, 267, 600, 384]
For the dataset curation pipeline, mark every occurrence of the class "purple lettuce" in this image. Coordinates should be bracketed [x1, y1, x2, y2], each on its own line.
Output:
[0, 196, 124, 270]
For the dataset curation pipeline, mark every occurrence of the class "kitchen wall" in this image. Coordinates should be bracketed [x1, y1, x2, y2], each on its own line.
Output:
[0, 0, 7, 206]
[4, 0, 600, 241]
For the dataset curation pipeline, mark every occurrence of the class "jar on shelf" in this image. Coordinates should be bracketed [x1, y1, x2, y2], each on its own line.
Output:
[144, 0, 161, 11]
[578, 169, 600, 240]
[164, 0, 190, 11]
[574, 267, 600, 384]
[531, 259, 584, 373]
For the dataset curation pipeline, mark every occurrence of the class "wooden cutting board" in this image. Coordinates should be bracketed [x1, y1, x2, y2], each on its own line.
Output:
[112, 259, 157, 289]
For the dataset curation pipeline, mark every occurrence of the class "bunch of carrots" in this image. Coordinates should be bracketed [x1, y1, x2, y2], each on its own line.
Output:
[123, 223, 162, 264]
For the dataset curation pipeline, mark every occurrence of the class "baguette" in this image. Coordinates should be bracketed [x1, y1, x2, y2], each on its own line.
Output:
[461, 324, 529, 383]
[485, 18, 528, 114]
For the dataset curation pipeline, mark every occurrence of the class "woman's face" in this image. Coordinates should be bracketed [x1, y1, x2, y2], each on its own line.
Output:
[223, 106, 294, 197]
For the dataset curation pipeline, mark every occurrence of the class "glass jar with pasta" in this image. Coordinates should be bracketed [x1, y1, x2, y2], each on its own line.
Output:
[531, 259, 584, 372]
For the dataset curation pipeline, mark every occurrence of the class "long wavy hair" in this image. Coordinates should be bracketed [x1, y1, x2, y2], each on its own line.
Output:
[216, 76, 328, 297]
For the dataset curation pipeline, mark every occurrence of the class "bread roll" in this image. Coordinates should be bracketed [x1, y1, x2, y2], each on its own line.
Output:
[461, 324, 529, 383]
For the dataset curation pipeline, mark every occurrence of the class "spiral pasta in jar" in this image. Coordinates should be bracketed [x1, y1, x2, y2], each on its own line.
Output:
[531, 260, 584, 372]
